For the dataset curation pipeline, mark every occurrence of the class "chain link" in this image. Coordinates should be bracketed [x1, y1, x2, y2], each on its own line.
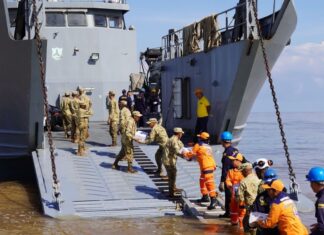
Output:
[250, 0, 298, 191]
[32, 0, 60, 200]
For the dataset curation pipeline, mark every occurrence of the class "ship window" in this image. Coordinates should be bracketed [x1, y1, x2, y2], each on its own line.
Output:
[67, 13, 87, 27]
[9, 9, 17, 27]
[172, 77, 191, 119]
[94, 15, 107, 27]
[109, 17, 122, 29]
[46, 12, 66, 27]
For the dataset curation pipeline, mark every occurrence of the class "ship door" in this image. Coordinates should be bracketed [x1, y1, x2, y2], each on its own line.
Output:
[172, 77, 191, 119]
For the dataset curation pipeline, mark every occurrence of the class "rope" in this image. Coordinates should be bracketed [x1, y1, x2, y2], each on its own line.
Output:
[250, 0, 299, 196]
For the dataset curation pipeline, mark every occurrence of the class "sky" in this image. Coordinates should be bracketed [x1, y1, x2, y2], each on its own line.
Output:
[125, 0, 324, 112]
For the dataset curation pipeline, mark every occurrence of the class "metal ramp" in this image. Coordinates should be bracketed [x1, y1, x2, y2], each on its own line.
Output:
[32, 146, 182, 218]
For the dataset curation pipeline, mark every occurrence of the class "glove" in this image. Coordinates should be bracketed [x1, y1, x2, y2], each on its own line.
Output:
[218, 182, 225, 192]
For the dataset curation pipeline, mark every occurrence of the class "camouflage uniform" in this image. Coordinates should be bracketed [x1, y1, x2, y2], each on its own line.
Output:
[78, 88, 92, 139]
[76, 101, 92, 156]
[60, 93, 72, 138]
[163, 134, 184, 195]
[145, 122, 168, 175]
[107, 93, 119, 146]
[238, 168, 262, 235]
[69, 92, 80, 143]
[119, 105, 131, 134]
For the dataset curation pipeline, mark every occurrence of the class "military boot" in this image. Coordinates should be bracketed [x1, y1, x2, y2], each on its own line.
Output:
[207, 197, 217, 210]
[173, 187, 183, 193]
[197, 194, 210, 203]
[127, 162, 137, 174]
[112, 159, 120, 170]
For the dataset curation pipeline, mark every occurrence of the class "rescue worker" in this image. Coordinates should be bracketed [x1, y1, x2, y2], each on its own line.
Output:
[184, 132, 218, 210]
[219, 131, 239, 218]
[142, 118, 168, 177]
[69, 91, 80, 143]
[252, 168, 280, 235]
[112, 111, 142, 173]
[194, 88, 210, 142]
[253, 179, 308, 235]
[253, 158, 274, 180]
[226, 152, 246, 228]
[163, 127, 185, 197]
[306, 167, 324, 235]
[77, 86, 92, 139]
[238, 162, 262, 235]
[76, 100, 92, 156]
[119, 100, 131, 134]
[107, 91, 119, 146]
[60, 92, 72, 138]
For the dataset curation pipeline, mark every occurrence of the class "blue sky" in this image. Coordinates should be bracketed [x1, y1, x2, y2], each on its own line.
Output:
[125, 0, 324, 112]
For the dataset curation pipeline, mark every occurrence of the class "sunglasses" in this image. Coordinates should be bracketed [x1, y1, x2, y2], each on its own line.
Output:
[253, 159, 273, 168]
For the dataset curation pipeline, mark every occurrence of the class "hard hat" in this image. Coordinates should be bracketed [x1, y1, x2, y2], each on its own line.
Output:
[146, 118, 158, 124]
[306, 167, 324, 182]
[228, 152, 244, 162]
[197, 132, 210, 140]
[132, 111, 142, 117]
[238, 162, 253, 171]
[253, 158, 273, 170]
[173, 127, 184, 134]
[221, 131, 233, 141]
[263, 168, 278, 183]
[262, 179, 285, 192]
[194, 88, 203, 94]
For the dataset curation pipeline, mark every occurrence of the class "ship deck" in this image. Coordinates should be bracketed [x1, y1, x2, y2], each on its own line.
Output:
[32, 122, 226, 219]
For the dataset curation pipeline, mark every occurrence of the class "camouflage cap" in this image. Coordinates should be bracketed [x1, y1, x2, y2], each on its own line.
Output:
[132, 111, 142, 117]
[72, 91, 78, 96]
[146, 118, 158, 124]
[109, 90, 115, 95]
[173, 127, 184, 134]
[77, 86, 84, 92]
[238, 162, 253, 171]
[64, 92, 70, 96]
[120, 100, 127, 105]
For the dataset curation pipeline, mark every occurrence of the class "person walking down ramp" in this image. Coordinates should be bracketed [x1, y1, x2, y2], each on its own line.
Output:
[184, 132, 218, 210]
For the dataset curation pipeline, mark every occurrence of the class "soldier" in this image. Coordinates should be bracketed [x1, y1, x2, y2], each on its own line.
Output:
[107, 91, 119, 146]
[77, 86, 92, 139]
[69, 91, 80, 143]
[163, 127, 185, 197]
[119, 100, 131, 134]
[142, 118, 168, 177]
[238, 163, 262, 235]
[60, 92, 72, 138]
[112, 111, 142, 173]
[76, 100, 92, 156]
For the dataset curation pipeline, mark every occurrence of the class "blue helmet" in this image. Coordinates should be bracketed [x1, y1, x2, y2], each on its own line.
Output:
[263, 168, 278, 183]
[221, 131, 233, 141]
[306, 167, 324, 182]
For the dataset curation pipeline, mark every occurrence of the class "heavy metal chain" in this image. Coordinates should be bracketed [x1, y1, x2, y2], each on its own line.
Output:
[250, 0, 298, 193]
[32, 0, 61, 202]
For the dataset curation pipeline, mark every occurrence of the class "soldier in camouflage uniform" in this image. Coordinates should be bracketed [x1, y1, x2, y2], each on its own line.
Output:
[112, 111, 142, 173]
[238, 163, 262, 235]
[70, 91, 80, 143]
[143, 118, 169, 176]
[76, 101, 93, 156]
[60, 92, 72, 138]
[107, 91, 119, 146]
[163, 127, 185, 197]
[119, 100, 131, 134]
[78, 86, 92, 139]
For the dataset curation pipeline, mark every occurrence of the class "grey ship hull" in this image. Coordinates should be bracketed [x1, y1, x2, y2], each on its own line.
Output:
[161, 0, 297, 143]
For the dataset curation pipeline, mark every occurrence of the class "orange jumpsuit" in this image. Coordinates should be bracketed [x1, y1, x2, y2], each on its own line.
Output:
[185, 143, 217, 198]
[257, 192, 308, 235]
[225, 168, 245, 227]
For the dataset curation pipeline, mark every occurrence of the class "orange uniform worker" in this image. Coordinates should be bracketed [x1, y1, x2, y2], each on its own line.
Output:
[184, 132, 218, 210]
[225, 152, 246, 228]
[255, 179, 308, 235]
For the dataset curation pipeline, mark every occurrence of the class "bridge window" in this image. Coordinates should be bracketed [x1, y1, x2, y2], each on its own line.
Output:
[46, 12, 66, 27]
[94, 15, 107, 27]
[109, 17, 122, 29]
[67, 13, 87, 27]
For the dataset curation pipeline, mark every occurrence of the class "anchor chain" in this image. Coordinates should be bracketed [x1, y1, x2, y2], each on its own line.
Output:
[250, 0, 299, 196]
[32, 0, 61, 205]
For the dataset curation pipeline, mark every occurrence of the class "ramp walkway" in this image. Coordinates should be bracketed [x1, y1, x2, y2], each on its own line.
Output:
[32, 122, 225, 220]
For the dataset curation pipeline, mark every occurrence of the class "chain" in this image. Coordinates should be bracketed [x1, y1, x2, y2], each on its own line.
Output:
[32, 0, 61, 202]
[250, 0, 298, 192]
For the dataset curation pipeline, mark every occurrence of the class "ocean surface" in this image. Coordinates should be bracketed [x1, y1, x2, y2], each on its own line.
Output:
[0, 112, 320, 235]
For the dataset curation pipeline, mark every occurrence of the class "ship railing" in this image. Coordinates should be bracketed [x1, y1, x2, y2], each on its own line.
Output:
[162, 0, 283, 61]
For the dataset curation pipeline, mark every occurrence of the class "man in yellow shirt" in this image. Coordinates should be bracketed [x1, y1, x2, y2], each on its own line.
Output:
[194, 88, 211, 142]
